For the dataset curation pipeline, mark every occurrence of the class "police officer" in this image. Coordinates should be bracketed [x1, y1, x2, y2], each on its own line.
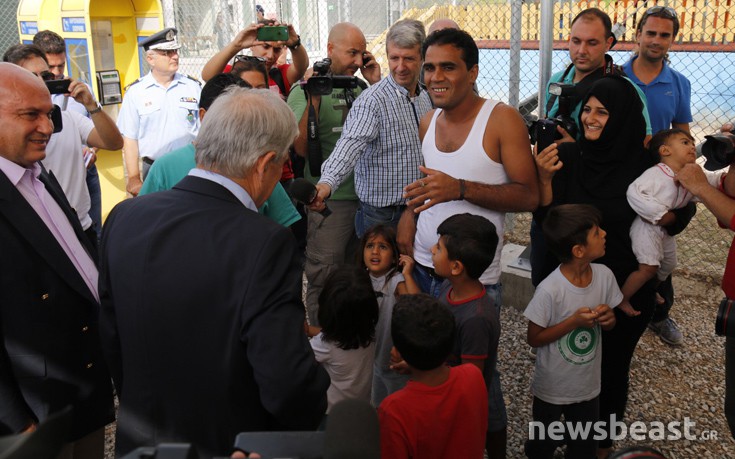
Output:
[117, 28, 201, 196]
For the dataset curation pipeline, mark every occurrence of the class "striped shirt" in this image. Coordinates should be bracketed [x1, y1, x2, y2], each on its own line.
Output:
[319, 75, 433, 208]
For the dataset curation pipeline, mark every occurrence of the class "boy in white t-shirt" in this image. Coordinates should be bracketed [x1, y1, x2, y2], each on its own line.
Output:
[524, 204, 621, 459]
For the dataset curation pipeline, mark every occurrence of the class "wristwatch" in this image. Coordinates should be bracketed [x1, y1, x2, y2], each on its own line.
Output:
[88, 102, 103, 115]
[287, 35, 301, 51]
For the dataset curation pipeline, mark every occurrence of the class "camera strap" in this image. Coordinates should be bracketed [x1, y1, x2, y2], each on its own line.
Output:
[545, 54, 621, 117]
[306, 96, 323, 177]
[269, 67, 289, 97]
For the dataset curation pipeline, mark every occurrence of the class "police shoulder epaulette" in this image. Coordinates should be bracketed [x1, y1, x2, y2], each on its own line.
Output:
[124, 77, 143, 91]
[185, 74, 202, 86]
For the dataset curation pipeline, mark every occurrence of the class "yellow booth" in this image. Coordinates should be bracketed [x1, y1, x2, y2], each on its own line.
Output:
[16, 0, 165, 218]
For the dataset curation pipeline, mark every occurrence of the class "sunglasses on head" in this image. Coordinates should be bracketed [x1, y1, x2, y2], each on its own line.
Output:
[644, 6, 677, 19]
[234, 55, 266, 65]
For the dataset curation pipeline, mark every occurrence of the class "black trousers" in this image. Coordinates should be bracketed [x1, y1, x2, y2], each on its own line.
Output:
[525, 396, 599, 459]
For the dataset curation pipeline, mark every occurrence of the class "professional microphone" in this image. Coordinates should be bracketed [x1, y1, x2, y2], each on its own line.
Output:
[324, 399, 380, 459]
[289, 178, 332, 217]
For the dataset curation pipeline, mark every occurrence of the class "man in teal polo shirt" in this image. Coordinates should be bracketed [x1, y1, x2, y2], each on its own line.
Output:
[140, 71, 299, 228]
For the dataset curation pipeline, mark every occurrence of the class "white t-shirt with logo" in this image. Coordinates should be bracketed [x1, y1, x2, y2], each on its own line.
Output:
[524, 264, 622, 405]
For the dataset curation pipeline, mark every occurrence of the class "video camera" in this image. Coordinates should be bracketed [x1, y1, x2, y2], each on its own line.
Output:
[701, 133, 735, 171]
[302, 58, 360, 96]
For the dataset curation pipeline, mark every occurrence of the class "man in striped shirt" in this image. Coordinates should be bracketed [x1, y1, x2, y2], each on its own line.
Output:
[314, 19, 433, 238]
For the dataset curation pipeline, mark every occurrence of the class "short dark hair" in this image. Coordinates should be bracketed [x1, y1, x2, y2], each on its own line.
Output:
[200, 73, 251, 111]
[648, 128, 694, 161]
[571, 8, 613, 39]
[3, 44, 47, 65]
[422, 28, 478, 70]
[542, 204, 602, 263]
[437, 213, 498, 280]
[318, 266, 379, 350]
[33, 30, 66, 54]
[391, 294, 455, 371]
[637, 7, 680, 36]
[230, 57, 268, 87]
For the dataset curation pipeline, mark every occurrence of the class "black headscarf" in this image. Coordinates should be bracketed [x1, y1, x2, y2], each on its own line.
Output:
[576, 75, 653, 199]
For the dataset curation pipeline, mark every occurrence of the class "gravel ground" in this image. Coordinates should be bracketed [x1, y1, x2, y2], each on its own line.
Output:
[103, 274, 735, 458]
[500, 274, 735, 458]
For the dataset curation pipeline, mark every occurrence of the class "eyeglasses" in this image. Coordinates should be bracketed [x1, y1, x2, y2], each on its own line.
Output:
[643, 6, 678, 19]
[153, 49, 179, 57]
[40, 71, 56, 81]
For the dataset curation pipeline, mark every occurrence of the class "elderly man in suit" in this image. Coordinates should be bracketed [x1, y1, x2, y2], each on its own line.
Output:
[99, 87, 330, 458]
[0, 63, 114, 458]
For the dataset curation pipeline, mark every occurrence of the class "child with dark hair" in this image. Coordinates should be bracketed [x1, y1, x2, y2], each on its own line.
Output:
[524, 204, 619, 458]
[309, 266, 379, 415]
[431, 213, 503, 457]
[358, 224, 419, 407]
[379, 294, 488, 459]
[622, 128, 726, 320]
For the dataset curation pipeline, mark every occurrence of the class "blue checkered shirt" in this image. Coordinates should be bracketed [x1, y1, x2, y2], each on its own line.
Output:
[319, 75, 433, 207]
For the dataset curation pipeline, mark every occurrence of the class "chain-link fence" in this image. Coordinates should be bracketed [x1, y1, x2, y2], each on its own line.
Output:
[169, 0, 734, 284]
[0, 0, 20, 55]
[0, 0, 730, 281]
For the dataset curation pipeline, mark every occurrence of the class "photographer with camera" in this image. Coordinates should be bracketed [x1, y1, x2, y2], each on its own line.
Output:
[313, 19, 432, 239]
[531, 9, 656, 287]
[201, 21, 308, 98]
[287, 22, 380, 326]
[676, 139, 735, 439]
[34, 30, 104, 241]
[541, 8, 652, 146]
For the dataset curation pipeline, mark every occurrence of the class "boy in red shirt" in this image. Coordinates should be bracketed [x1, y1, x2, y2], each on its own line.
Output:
[379, 294, 488, 459]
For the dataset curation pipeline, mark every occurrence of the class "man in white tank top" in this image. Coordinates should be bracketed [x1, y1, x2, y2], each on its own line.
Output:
[396, 29, 539, 459]
[398, 29, 538, 292]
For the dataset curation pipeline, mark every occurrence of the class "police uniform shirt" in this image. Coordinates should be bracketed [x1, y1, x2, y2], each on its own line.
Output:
[117, 71, 201, 161]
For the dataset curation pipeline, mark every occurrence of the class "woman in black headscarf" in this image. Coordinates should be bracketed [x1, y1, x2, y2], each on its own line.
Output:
[533, 75, 656, 456]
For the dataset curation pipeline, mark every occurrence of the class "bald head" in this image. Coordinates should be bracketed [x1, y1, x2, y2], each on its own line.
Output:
[428, 18, 460, 35]
[327, 22, 368, 76]
[0, 62, 50, 104]
[0, 62, 54, 167]
[327, 22, 365, 44]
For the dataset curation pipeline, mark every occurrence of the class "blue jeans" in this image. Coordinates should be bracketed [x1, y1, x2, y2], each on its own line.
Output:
[413, 263, 446, 298]
[354, 202, 405, 239]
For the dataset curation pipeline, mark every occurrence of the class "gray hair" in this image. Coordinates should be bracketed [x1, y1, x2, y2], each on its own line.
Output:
[386, 19, 425, 50]
[195, 87, 297, 178]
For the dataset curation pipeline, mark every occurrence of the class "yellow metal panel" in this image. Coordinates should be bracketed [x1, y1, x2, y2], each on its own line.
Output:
[111, 16, 143, 88]
[17, 0, 44, 17]
[90, 1, 135, 17]
[131, 0, 161, 15]
[60, 0, 85, 12]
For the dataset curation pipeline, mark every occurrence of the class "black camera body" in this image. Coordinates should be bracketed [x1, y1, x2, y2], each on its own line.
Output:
[531, 82, 579, 146]
[45, 78, 71, 95]
[702, 133, 735, 171]
[303, 58, 359, 96]
[544, 82, 579, 139]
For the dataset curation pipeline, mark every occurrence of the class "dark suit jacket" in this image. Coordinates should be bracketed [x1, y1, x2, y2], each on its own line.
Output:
[99, 175, 329, 458]
[0, 166, 114, 441]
